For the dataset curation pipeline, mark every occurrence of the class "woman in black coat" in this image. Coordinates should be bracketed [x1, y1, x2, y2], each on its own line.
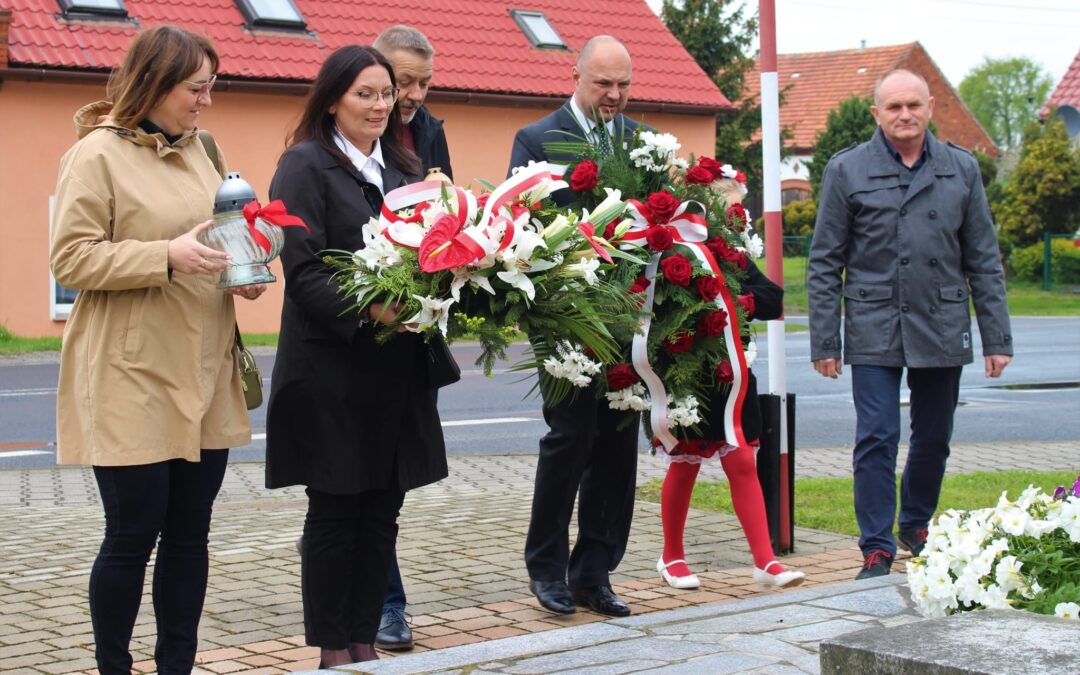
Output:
[265, 45, 447, 668]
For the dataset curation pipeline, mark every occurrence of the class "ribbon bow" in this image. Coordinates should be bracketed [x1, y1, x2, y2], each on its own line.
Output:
[242, 200, 309, 254]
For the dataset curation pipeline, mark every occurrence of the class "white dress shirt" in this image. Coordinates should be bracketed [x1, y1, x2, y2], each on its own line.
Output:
[569, 97, 616, 143]
[333, 129, 386, 195]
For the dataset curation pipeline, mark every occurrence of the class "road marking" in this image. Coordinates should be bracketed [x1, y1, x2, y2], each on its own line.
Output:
[248, 416, 540, 441]
[0, 388, 56, 398]
[0, 450, 51, 458]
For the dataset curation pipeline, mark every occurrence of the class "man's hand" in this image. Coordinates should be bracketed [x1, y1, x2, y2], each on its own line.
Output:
[225, 284, 267, 301]
[813, 358, 843, 379]
[369, 301, 414, 333]
[985, 354, 1011, 378]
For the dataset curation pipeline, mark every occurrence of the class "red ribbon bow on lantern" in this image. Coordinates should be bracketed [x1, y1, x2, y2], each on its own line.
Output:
[242, 200, 310, 254]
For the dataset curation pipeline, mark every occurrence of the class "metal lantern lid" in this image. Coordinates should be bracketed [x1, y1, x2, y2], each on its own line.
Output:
[214, 172, 257, 215]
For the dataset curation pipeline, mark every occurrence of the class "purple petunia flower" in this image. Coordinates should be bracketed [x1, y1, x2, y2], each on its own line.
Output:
[1072, 475, 1080, 497]
[1055, 486, 1068, 500]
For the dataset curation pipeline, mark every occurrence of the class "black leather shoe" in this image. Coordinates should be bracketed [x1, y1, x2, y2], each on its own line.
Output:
[374, 607, 413, 650]
[572, 585, 631, 617]
[529, 579, 576, 614]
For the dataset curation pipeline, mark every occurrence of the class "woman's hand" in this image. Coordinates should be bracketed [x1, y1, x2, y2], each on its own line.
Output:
[368, 301, 415, 333]
[168, 220, 231, 275]
[225, 284, 267, 301]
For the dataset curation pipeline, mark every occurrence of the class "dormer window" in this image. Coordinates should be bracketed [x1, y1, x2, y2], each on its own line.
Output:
[511, 10, 567, 50]
[57, 0, 128, 18]
[236, 0, 306, 30]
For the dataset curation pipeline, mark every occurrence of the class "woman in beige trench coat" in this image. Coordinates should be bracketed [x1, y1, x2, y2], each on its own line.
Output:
[49, 25, 263, 674]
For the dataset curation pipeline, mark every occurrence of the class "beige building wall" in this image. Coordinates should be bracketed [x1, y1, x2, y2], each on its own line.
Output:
[1, 80, 716, 337]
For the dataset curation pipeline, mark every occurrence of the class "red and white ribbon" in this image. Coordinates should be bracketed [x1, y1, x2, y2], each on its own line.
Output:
[619, 200, 750, 451]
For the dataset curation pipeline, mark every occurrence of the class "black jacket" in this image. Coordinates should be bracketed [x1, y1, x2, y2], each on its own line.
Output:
[265, 141, 448, 494]
[507, 101, 641, 207]
[409, 105, 453, 181]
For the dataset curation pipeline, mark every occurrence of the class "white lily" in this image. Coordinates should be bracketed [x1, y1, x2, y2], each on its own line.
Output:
[496, 259, 536, 301]
[565, 257, 601, 285]
[541, 213, 574, 241]
[355, 220, 402, 271]
[582, 188, 625, 228]
[403, 295, 455, 335]
[449, 269, 496, 302]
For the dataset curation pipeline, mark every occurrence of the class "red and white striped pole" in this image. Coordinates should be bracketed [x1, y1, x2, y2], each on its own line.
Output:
[758, 0, 792, 551]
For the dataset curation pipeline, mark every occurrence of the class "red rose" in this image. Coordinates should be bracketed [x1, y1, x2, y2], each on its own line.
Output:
[645, 226, 674, 252]
[697, 309, 728, 337]
[734, 170, 747, 184]
[696, 275, 722, 301]
[727, 249, 748, 270]
[726, 203, 748, 231]
[570, 160, 599, 191]
[660, 254, 693, 287]
[664, 331, 695, 354]
[603, 221, 617, 240]
[698, 157, 723, 175]
[715, 360, 734, 383]
[685, 166, 715, 185]
[737, 292, 756, 317]
[629, 274, 651, 294]
[646, 190, 681, 224]
[708, 237, 747, 269]
[606, 363, 639, 390]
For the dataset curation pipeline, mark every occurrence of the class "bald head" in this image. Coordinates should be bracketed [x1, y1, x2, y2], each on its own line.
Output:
[573, 36, 632, 121]
[871, 69, 935, 151]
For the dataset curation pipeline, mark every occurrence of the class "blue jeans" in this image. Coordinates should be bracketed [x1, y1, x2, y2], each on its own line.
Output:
[851, 365, 962, 556]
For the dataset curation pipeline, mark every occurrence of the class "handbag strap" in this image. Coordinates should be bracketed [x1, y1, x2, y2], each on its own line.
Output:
[198, 130, 224, 177]
[234, 323, 246, 351]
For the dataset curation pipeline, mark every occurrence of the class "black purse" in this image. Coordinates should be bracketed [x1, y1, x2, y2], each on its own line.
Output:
[426, 334, 461, 389]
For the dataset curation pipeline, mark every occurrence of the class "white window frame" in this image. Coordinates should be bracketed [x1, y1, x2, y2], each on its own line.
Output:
[48, 196, 77, 321]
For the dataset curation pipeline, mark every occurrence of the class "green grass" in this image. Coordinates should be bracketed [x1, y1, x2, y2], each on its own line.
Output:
[638, 469, 1079, 537]
[0, 326, 61, 354]
[1005, 281, 1080, 315]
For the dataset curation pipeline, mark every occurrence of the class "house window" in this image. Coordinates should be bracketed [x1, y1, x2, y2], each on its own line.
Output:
[57, 0, 128, 17]
[48, 197, 76, 320]
[781, 187, 812, 206]
[510, 10, 567, 50]
[235, 0, 306, 29]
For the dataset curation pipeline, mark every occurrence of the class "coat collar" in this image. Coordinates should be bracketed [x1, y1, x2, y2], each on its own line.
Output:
[867, 128, 955, 180]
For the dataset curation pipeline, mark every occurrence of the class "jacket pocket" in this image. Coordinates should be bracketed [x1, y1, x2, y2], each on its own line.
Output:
[939, 284, 972, 357]
[121, 291, 147, 361]
[842, 283, 895, 355]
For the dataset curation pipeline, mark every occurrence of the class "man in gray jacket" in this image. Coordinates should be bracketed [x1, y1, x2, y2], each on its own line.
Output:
[807, 69, 1012, 579]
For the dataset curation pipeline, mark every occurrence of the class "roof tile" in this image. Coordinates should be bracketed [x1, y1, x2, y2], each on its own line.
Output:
[5, 0, 729, 107]
[1044, 49, 1080, 114]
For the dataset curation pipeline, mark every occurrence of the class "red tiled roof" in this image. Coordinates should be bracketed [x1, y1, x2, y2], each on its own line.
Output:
[4, 0, 730, 108]
[1043, 49, 1080, 115]
[744, 43, 916, 151]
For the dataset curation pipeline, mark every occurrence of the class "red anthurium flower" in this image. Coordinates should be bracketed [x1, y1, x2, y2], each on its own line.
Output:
[418, 213, 486, 272]
[577, 222, 613, 263]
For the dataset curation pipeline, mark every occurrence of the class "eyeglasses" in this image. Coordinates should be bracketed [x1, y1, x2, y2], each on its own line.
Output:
[350, 88, 399, 108]
[182, 73, 217, 97]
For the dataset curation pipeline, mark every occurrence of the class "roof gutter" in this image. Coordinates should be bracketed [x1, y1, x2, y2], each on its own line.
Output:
[0, 67, 729, 114]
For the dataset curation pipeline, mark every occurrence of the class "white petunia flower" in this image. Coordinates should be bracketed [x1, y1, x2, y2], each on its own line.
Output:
[1055, 602, 1080, 620]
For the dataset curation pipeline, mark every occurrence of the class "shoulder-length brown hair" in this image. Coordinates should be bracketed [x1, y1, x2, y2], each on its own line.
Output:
[107, 25, 219, 130]
[287, 45, 421, 177]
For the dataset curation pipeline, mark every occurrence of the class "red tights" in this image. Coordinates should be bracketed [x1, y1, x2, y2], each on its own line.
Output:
[659, 445, 783, 577]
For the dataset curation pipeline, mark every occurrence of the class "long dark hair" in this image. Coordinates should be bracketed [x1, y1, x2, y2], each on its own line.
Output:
[108, 25, 218, 129]
[287, 45, 421, 177]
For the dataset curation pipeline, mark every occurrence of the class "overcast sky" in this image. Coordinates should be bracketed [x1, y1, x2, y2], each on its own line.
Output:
[646, 0, 1078, 89]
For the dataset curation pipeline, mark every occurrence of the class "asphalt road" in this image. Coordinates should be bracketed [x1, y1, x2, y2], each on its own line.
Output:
[1, 316, 1078, 469]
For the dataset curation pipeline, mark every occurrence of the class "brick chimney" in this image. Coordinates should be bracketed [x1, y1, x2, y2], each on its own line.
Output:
[0, 9, 12, 69]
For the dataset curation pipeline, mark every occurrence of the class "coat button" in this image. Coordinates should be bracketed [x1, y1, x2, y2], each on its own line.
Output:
[956, 289, 963, 298]
[929, 210, 937, 219]
[901, 304, 910, 313]
[900, 208, 908, 216]
[930, 305, 937, 314]
[930, 258, 938, 266]
[824, 339, 833, 347]
[901, 257, 910, 265]
[1004, 335, 1012, 343]
[859, 289, 867, 297]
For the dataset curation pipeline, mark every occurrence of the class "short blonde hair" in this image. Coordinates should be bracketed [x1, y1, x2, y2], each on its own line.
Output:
[107, 25, 219, 129]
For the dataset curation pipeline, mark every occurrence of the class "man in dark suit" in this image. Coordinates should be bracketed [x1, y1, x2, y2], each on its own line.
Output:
[507, 35, 640, 617]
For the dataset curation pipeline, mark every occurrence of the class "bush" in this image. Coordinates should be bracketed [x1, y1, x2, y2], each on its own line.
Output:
[781, 198, 817, 236]
[1008, 238, 1080, 284]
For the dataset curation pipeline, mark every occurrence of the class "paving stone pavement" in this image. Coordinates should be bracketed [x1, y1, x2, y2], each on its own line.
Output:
[0, 440, 1075, 674]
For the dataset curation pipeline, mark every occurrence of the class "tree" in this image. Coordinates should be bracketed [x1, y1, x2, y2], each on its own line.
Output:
[661, 0, 780, 198]
[996, 115, 1080, 248]
[958, 56, 1053, 151]
[807, 96, 877, 198]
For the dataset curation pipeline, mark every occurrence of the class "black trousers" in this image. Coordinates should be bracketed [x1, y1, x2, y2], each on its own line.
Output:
[90, 450, 229, 675]
[525, 387, 640, 589]
[302, 487, 405, 648]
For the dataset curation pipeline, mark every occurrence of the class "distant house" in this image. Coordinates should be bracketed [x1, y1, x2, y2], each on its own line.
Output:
[0, 1, 729, 337]
[744, 42, 997, 203]
[1043, 49, 1080, 143]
